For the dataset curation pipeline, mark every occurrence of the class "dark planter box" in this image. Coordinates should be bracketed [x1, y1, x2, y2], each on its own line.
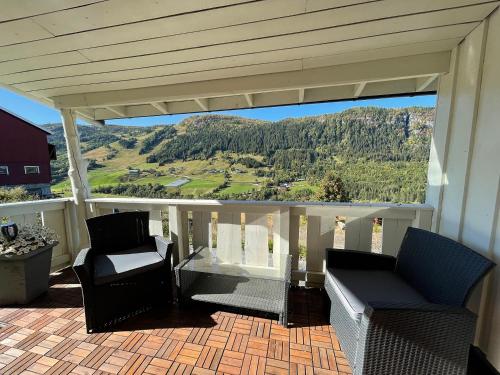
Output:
[0, 243, 57, 305]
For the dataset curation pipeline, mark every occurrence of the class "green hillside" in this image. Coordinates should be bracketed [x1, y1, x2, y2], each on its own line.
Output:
[46, 106, 433, 203]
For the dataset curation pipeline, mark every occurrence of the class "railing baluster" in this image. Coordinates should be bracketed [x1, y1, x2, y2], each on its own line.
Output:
[272, 207, 290, 268]
[217, 212, 242, 263]
[381, 218, 412, 256]
[41, 209, 71, 271]
[149, 209, 164, 236]
[306, 215, 335, 285]
[244, 213, 269, 267]
[192, 210, 211, 249]
[10, 213, 37, 226]
[289, 214, 301, 283]
[345, 217, 373, 251]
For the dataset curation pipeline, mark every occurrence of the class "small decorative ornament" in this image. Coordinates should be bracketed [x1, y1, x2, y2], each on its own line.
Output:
[1, 222, 18, 241]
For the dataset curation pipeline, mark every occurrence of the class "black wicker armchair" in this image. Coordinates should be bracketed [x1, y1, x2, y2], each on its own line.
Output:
[73, 211, 173, 333]
[325, 227, 495, 375]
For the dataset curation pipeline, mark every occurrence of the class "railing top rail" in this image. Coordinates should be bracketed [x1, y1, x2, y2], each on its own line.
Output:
[0, 197, 73, 210]
[0, 198, 74, 217]
[85, 197, 433, 210]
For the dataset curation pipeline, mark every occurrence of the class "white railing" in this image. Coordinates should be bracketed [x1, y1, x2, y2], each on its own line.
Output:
[0, 197, 433, 283]
[0, 198, 77, 271]
[86, 198, 433, 286]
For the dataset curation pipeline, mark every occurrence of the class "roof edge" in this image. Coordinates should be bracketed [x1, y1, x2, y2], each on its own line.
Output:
[0, 106, 51, 135]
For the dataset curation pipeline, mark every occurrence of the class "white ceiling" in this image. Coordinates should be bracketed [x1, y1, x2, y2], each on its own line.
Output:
[0, 0, 498, 122]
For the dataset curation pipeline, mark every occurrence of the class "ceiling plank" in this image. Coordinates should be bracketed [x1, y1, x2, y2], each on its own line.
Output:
[150, 101, 169, 114]
[31, 0, 254, 36]
[52, 51, 450, 109]
[0, 0, 494, 60]
[0, 0, 307, 60]
[77, 2, 492, 62]
[29, 37, 461, 98]
[0, 4, 489, 77]
[9, 25, 470, 96]
[0, 0, 103, 22]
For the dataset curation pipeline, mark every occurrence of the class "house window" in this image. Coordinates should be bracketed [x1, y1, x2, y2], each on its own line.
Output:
[0, 166, 8, 175]
[24, 166, 40, 174]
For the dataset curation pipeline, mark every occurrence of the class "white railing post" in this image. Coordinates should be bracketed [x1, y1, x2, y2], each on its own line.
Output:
[149, 209, 164, 236]
[218, 212, 242, 264]
[381, 218, 412, 257]
[272, 207, 290, 269]
[168, 205, 188, 266]
[306, 215, 335, 286]
[41, 209, 71, 271]
[412, 209, 433, 230]
[289, 213, 301, 283]
[244, 213, 269, 267]
[192, 211, 211, 249]
[80, 198, 434, 284]
[344, 217, 373, 251]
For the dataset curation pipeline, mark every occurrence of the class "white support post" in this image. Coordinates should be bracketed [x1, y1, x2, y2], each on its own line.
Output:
[60, 108, 91, 255]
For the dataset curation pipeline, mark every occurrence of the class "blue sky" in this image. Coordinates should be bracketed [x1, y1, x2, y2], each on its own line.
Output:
[0, 88, 436, 126]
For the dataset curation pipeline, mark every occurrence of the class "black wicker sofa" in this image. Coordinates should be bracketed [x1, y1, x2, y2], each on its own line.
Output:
[325, 227, 495, 375]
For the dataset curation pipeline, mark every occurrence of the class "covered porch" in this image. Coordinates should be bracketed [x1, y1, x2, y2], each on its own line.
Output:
[1, 0, 500, 373]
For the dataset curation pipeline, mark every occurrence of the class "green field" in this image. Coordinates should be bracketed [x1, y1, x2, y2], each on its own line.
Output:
[51, 143, 268, 198]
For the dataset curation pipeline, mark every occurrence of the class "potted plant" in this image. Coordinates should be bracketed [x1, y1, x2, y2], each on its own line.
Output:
[0, 222, 58, 305]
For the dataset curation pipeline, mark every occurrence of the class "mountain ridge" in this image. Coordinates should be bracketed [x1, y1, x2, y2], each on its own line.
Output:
[44, 106, 433, 203]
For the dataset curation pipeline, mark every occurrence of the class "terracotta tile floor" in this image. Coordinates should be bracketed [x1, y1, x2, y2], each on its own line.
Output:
[0, 269, 352, 375]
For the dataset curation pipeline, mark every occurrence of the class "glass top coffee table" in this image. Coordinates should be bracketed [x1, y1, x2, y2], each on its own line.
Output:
[175, 247, 291, 326]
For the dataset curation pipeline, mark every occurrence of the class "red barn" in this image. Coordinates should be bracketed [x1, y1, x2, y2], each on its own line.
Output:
[0, 107, 56, 197]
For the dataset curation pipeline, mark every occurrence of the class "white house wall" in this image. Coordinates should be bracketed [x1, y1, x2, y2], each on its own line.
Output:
[428, 7, 500, 369]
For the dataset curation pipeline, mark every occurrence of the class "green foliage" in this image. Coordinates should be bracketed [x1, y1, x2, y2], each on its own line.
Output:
[45, 106, 434, 204]
[271, 149, 317, 176]
[44, 123, 152, 183]
[118, 137, 137, 149]
[236, 157, 264, 168]
[315, 173, 350, 202]
[139, 126, 177, 154]
[0, 187, 38, 204]
[93, 183, 181, 198]
[87, 159, 104, 170]
[150, 108, 433, 164]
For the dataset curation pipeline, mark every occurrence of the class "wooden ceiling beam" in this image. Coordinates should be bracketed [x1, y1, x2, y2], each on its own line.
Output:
[244, 93, 253, 107]
[353, 82, 367, 97]
[416, 74, 439, 92]
[298, 88, 305, 103]
[150, 101, 169, 114]
[52, 51, 450, 109]
[92, 78, 426, 120]
[106, 105, 127, 117]
[194, 98, 209, 111]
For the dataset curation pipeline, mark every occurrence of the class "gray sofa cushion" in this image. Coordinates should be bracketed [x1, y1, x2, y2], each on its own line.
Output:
[326, 267, 427, 322]
[94, 246, 164, 286]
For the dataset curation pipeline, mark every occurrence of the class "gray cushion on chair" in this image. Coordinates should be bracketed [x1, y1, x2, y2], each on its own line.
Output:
[326, 268, 427, 322]
[94, 245, 164, 286]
